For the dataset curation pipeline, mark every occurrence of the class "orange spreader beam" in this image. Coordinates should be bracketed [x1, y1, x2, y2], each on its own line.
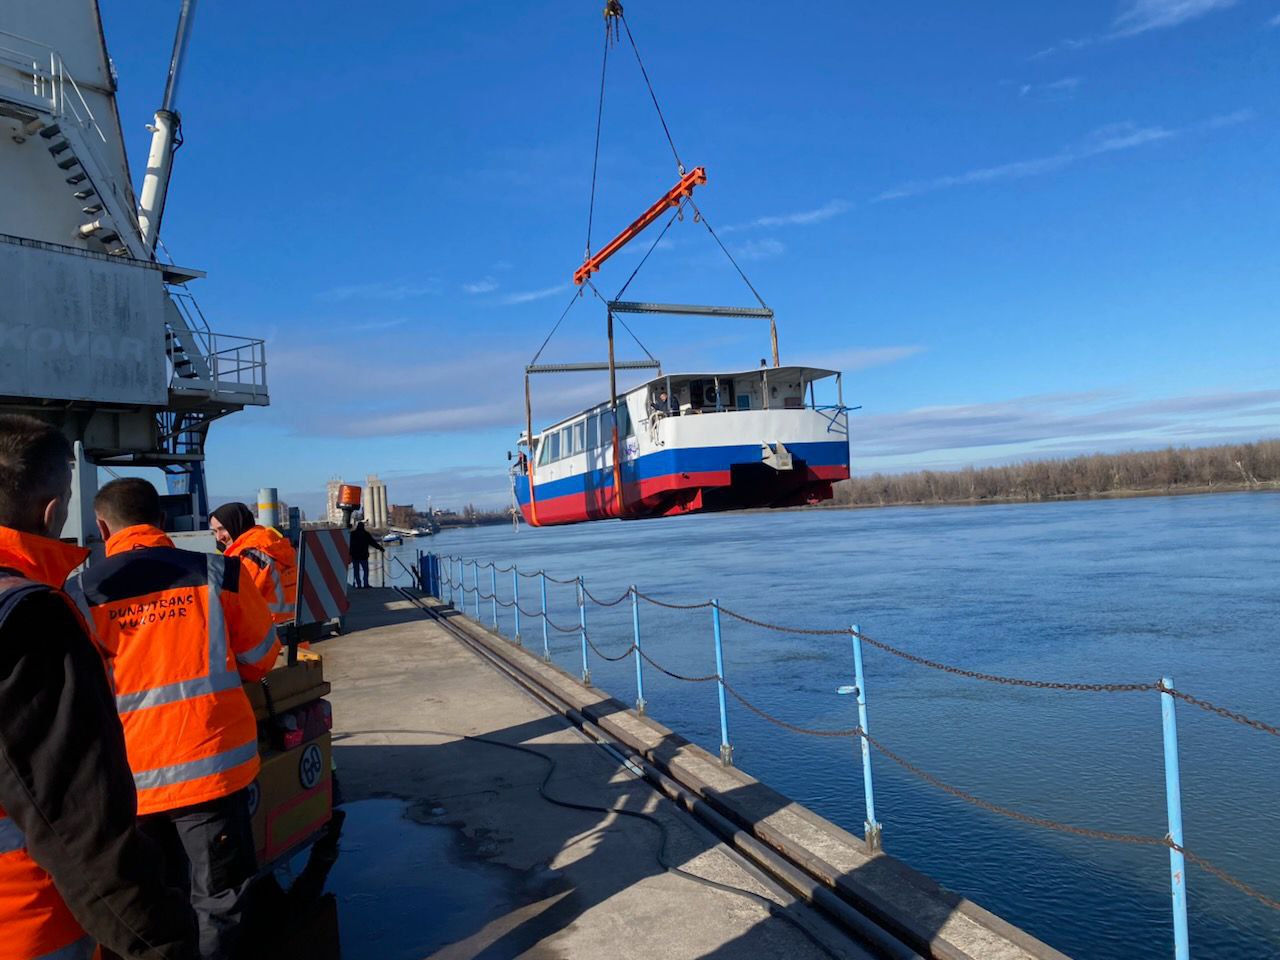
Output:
[574, 167, 707, 286]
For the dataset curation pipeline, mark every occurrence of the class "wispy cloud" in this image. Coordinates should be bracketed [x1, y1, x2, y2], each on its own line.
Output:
[1268, 11, 1280, 26]
[1111, 0, 1239, 38]
[722, 200, 852, 234]
[500, 284, 567, 306]
[851, 388, 1280, 467]
[729, 238, 786, 262]
[796, 346, 926, 373]
[318, 280, 436, 302]
[463, 278, 498, 295]
[875, 109, 1253, 202]
[1034, 0, 1239, 57]
[1018, 77, 1082, 102]
[348, 317, 408, 332]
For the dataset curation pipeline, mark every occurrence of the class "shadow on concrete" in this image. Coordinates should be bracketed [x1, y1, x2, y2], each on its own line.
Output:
[324, 711, 957, 960]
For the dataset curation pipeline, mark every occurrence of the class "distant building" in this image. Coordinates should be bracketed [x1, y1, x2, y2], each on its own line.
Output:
[365, 474, 388, 528]
[389, 504, 414, 528]
[325, 478, 344, 524]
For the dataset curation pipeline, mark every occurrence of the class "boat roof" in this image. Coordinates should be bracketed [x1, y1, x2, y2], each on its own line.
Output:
[633, 365, 838, 387]
[528, 366, 840, 437]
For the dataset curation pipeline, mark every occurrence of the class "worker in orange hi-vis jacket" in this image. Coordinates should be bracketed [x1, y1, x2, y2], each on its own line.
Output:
[70, 478, 280, 960]
[209, 502, 299, 625]
[0, 417, 198, 960]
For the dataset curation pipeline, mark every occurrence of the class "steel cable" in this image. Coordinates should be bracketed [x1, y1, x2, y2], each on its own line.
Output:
[620, 12, 683, 174]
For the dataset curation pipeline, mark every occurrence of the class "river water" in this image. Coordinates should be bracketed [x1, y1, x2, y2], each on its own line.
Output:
[378, 492, 1279, 959]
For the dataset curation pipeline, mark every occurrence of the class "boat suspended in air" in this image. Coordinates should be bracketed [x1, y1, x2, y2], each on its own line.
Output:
[513, 362, 849, 526]
[508, 3, 852, 526]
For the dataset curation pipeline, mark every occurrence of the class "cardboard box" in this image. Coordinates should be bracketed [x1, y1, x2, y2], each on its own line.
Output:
[244, 659, 330, 722]
[248, 733, 333, 866]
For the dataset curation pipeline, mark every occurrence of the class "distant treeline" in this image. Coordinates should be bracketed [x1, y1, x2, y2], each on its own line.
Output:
[830, 439, 1280, 507]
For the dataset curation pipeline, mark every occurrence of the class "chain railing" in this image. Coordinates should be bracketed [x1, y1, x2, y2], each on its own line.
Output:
[416, 550, 1279, 950]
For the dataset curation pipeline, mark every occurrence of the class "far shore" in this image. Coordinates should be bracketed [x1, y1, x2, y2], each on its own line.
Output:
[814, 480, 1280, 512]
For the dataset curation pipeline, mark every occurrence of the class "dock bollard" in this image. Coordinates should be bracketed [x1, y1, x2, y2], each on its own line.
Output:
[1160, 676, 1191, 960]
[631, 586, 646, 715]
[850, 624, 882, 853]
[540, 571, 550, 662]
[490, 564, 498, 630]
[712, 599, 733, 766]
[578, 576, 590, 685]
[512, 566, 521, 645]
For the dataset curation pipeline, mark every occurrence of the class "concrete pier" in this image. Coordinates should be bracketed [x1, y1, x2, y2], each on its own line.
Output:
[323, 589, 873, 959]
[318, 588, 1069, 960]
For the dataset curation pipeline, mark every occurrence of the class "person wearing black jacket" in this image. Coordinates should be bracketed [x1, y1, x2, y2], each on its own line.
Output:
[347, 519, 383, 589]
[0, 413, 197, 960]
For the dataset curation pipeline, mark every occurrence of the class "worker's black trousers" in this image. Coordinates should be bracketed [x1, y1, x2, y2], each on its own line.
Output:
[139, 788, 257, 960]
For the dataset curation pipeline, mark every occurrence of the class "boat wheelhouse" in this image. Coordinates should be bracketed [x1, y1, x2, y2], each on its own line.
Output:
[513, 366, 849, 525]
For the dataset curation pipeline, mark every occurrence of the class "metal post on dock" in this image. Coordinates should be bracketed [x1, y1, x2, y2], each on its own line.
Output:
[490, 564, 498, 630]
[1159, 676, 1191, 960]
[631, 586, 645, 715]
[512, 566, 522, 645]
[712, 599, 732, 766]
[471, 560, 480, 620]
[540, 571, 550, 661]
[578, 576, 590, 685]
[851, 624, 882, 853]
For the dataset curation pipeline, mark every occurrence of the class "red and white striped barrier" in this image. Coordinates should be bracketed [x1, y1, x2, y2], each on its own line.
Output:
[295, 528, 351, 626]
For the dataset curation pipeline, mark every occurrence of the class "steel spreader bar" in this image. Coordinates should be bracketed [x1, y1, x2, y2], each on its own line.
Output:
[608, 300, 774, 319]
[526, 360, 661, 374]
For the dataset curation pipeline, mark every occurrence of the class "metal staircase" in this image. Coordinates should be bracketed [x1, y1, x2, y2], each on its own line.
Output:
[0, 31, 147, 259]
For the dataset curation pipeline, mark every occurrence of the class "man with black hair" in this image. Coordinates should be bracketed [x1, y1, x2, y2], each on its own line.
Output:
[76, 477, 280, 960]
[0, 413, 197, 959]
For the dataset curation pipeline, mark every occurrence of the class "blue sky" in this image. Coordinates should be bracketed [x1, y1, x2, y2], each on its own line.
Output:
[100, 1, 1280, 514]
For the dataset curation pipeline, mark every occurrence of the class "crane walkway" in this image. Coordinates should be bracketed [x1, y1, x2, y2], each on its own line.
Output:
[318, 588, 875, 960]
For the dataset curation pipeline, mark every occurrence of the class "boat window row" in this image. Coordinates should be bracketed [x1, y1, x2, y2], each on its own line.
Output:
[537, 406, 632, 466]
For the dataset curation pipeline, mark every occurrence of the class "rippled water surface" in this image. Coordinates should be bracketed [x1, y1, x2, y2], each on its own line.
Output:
[382, 492, 1279, 959]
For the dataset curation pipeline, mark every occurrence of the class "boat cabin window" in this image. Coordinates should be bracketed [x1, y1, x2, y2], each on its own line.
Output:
[549, 431, 561, 461]
[571, 420, 585, 455]
[618, 403, 633, 438]
[586, 414, 599, 449]
[736, 394, 751, 410]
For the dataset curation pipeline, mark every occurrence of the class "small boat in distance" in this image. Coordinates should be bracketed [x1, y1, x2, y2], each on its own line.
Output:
[513, 366, 849, 526]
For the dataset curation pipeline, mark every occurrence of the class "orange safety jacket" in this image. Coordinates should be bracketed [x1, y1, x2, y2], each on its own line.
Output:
[0, 528, 95, 960]
[73, 525, 280, 815]
[226, 525, 298, 625]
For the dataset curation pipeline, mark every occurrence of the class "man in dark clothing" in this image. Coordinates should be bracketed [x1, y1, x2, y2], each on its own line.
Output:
[0, 413, 197, 960]
[347, 520, 382, 588]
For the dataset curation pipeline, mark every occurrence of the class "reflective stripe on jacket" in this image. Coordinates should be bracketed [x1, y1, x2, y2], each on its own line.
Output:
[0, 530, 94, 960]
[226, 525, 298, 625]
[75, 525, 280, 815]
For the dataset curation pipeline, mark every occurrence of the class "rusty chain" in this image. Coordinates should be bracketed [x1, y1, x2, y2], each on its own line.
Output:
[586, 636, 637, 662]
[582, 584, 633, 607]
[721, 680, 862, 738]
[636, 647, 718, 683]
[544, 572, 580, 585]
[857, 728, 1280, 913]
[635, 591, 714, 610]
[1160, 684, 1280, 738]
[517, 568, 544, 580]
[543, 612, 583, 634]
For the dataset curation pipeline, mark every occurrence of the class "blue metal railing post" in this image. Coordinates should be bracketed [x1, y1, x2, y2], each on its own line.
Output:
[490, 564, 498, 630]
[851, 624, 883, 853]
[712, 599, 732, 766]
[443, 555, 450, 605]
[578, 576, 590, 685]
[1160, 676, 1191, 960]
[471, 559, 480, 620]
[539, 571, 550, 661]
[512, 567, 522, 645]
[631, 586, 645, 715]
